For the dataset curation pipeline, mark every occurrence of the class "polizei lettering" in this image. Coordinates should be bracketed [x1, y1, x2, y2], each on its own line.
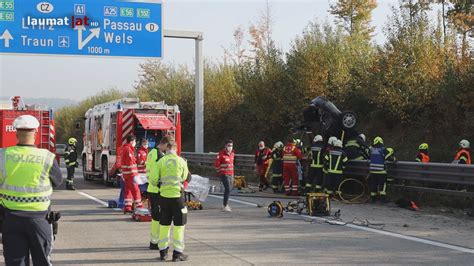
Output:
[6, 154, 45, 164]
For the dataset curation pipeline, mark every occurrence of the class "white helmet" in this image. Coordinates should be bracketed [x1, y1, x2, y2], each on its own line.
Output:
[13, 115, 39, 130]
[274, 141, 284, 149]
[313, 135, 323, 143]
[359, 133, 366, 142]
[328, 136, 337, 146]
[334, 139, 343, 148]
[459, 139, 470, 149]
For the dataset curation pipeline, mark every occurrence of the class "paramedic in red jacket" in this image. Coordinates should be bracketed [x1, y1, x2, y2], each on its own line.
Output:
[214, 140, 235, 212]
[121, 135, 143, 213]
[137, 138, 149, 175]
[255, 141, 272, 191]
[283, 138, 303, 196]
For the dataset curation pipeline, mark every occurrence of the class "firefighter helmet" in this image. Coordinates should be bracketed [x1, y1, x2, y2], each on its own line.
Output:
[373, 136, 384, 145]
[419, 143, 429, 150]
[334, 139, 343, 148]
[328, 136, 337, 146]
[459, 139, 470, 149]
[13, 115, 40, 130]
[274, 141, 284, 149]
[68, 138, 78, 145]
[313, 135, 323, 143]
[359, 133, 366, 142]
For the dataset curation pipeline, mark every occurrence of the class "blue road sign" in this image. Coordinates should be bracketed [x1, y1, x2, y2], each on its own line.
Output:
[0, 0, 162, 58]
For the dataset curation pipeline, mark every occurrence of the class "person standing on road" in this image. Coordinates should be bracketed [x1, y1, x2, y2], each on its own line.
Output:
[147, 136, 172, 250]
[270, 141, 284, 193]
[121, 135, 142, 213]
[282, 138, 302, 196]
[0, 115, 63, 265]
[214, 140, 235, 212]
[307, 135, 325, 193]
[64, 137, 78, 190]
[454, 139, 471, 164]
[369, 137, 390, 203]
[324, 139, 348, 198]
[415, 143, 430, 163]
[156, 141, 190, 262]
[255, 141, 272, 191]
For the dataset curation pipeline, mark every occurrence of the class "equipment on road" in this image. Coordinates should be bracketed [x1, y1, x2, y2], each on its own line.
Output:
[268, 201, 284, 217]
[233, 176, 248, 190]
[306, 193, 331, 216]
[0, 96, 57, 156]
[132, 208, 152, 222]
[81, 98, 182, 185]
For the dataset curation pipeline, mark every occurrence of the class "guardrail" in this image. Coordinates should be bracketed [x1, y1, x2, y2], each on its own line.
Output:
[182, 152, 474, 198]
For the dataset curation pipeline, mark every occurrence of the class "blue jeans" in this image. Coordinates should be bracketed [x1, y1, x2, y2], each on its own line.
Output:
[220, 175, 233, 206]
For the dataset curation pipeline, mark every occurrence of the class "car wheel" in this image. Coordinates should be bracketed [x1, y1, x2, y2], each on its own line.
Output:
[341, 111, 357, 130]
[102, 159, 113, 186]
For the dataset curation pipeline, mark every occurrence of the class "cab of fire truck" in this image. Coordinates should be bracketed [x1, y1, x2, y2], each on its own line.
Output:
[81, 98, 181, 186]
[0, 96, 57, 157]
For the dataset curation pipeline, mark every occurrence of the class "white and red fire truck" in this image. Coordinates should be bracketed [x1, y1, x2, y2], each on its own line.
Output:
[81, 98, 182, 185]
[0, 96, 57, 155]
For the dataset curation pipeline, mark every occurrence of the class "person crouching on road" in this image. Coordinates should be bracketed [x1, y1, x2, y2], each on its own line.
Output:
[282, 138, 303, 196]
[307, 135, 325, 193]
[270, 141, 284, 193]
[147, 135, 173, 250]
[0, 115, 63, 265]
[324, 139, 348, 198]
[64, 137, 78, 190]
[214, 140, 235, 212]
[156, 141, 190, 262]
[255, 141, 272, 191]
[416, 143, 430, 163]
[121, 135, 142, 213]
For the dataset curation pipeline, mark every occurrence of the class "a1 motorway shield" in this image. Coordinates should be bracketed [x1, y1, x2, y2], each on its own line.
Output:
[0, 0, 162, 58]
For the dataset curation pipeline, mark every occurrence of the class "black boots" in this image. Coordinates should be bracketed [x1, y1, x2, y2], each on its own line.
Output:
[149, 242, 159, 250]
[159, 247, 169, 261]
[66, 183, 76, 190]
[172, 251, 188, 262]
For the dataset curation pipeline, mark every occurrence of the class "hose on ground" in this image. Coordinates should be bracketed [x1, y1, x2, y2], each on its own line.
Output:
[337, 178, 369, 204]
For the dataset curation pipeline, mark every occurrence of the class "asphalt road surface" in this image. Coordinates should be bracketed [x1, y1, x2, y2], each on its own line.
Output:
[1, 166, 474, 265]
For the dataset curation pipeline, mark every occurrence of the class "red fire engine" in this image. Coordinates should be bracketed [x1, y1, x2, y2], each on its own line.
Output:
[81, 98, 182, 185]
[0, 96, 57, 155]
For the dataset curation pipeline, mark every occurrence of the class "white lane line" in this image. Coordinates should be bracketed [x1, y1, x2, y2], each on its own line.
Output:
[77, 191, 122, 211]
[210, 194, 474, 254]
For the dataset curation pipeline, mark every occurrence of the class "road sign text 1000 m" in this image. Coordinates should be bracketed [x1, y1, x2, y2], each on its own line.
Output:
[0, 0, 162, 58]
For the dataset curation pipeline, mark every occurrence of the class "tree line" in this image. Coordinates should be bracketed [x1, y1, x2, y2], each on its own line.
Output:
[56, 0, 473, 162]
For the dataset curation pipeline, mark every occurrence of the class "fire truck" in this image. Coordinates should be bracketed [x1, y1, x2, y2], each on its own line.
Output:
[82, 98, 182, 186]
[0, 96, 56, 154]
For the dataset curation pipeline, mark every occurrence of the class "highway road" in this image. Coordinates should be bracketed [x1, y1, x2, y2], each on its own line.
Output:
[1, 166, 474, 265]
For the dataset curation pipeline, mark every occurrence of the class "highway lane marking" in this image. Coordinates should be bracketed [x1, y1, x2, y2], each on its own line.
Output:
[210, 194, 474, 254]
[77, 191, 122, 211]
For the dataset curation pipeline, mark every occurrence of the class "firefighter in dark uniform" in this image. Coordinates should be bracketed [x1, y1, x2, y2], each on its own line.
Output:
[0, 115, 63, 265]
[306, 135, 325, 193]
[270, 141, 284, 193]
[64, 137, 78, 190]
[324, 139, 349, 197]
[344, 133, 369, 160]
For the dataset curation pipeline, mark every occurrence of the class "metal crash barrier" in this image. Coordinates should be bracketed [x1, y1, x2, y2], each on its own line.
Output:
[182, 152, 474, 198]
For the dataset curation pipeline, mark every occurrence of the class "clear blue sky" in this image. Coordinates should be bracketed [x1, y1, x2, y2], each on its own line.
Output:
[0, 0, 406, 100]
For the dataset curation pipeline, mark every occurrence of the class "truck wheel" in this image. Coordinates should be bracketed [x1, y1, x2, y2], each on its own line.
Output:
[102, 159, 113, 187]
[341, 111, 357, 130]
[83, 157, 93, 181]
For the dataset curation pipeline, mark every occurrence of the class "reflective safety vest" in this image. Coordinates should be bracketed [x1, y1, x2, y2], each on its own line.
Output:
[214, 150, 235, 176]
[416, 152, 430, 163]
[0, 146, 55, 212]
[146, 149, 164, 193]
[310, 143, 324, 168]
[156, 153, 189, 198]
[369, 145, 387, 174]
[64, 145, 77, 168]
[455, 149, 471, 165]
[283, 144, 302, 164]
[324, 149, 348, 174]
